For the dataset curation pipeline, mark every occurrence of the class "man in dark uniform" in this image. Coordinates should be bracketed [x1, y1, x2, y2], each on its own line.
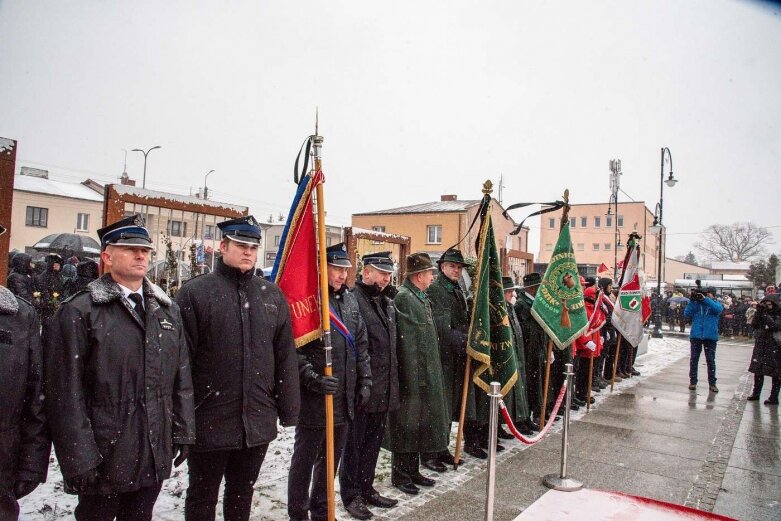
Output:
[387, 253, 449, 495]
[514, 273, 556, 424]
[288, 243, 371, 521]
[0, 224, 49, 521]
[175, 215, 300, 521]
[45, 215, 196, 521]
[427, 248, 477, 462]
[340, 252, 399, 520]
[502, 276, 536, 435]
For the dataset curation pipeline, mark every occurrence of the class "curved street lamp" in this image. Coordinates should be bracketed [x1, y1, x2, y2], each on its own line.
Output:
[652, 147, 678, 337]
[131, 145, 162, 189]
[203, 169, 215, 200]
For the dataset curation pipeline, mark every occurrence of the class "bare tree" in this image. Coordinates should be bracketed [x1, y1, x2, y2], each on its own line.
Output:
[694, 222, 774, 262]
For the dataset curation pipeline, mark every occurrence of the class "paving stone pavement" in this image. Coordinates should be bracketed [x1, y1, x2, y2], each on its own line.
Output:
[376, 336, 781, 521]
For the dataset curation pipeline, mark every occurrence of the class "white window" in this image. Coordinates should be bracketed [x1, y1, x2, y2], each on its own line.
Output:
[577, 243, 585, 251]
[427, 225, 442, 244]
[372, 226, 385, 245]
[581, 216, 587, 228]
[548, 218, 556, 229]
[605, 215, 613, 228]
[594, 216, 601, 228]
[76, 213, 90, 231]
[204, 225, 215, 239]
[617, 215, 624, 227]
[274, 235, 281, 246]
[593, 243, 600, 251]
[604, 243, 612, 251]
[570, 217, 576, 228]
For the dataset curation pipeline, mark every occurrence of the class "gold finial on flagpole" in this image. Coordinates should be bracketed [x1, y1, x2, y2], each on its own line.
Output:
[482, 179, 494, 195]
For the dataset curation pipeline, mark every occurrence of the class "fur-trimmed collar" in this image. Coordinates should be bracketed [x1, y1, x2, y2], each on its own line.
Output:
[87, 274, 171, 307]
[0, 286, 20, 315]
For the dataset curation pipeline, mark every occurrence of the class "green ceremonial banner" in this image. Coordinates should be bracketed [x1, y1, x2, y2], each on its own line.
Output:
[466, 206, 518, 397]
[531, 223, 588, 349]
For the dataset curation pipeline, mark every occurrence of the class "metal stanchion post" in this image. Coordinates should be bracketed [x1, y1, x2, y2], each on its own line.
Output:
[543, 363, 583, 491]
[485, 382, 501, 521]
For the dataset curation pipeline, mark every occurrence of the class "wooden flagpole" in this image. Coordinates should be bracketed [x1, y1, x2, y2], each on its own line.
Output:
[312, 117, 336, 521]
[539, 339, 554, 429]
[453, 356, 471, 470]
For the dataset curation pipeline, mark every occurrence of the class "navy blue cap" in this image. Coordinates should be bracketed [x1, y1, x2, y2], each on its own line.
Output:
[326, 242, 352, 267]
[97, 214, 153, 250]
[218, 215, 261, 245]
[362, 251, 395, 273]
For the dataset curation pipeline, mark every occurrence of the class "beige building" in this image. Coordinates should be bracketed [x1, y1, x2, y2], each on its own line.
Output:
[352, 194, 532, 278]
[10, 167, 104, 254]
[537, 201, 660, 281]
[664, 258, 710, 287]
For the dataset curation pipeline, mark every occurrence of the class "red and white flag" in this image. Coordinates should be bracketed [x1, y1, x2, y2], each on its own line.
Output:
[611, 245, 645, 347]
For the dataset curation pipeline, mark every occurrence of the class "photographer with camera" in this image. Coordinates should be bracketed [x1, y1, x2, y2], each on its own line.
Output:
[685, 283, 724, 392]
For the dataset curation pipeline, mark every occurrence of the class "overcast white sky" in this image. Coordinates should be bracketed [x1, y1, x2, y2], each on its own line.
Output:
[1, 0, 779, 260]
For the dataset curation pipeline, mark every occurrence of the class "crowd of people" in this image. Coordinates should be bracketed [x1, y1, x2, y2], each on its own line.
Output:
[5, 213, 775, 521]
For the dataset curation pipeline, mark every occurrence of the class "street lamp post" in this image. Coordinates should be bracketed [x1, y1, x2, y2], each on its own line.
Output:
[203, 169, 215, 200]
[650, 147, 678, 338]
[131, 145, 161, 189]
[608, 159, 622, 280]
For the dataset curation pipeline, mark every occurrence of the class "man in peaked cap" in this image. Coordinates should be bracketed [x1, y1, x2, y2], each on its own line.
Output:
[386, 253, 449, 495]
[514, 272, 555, 424]
[340, 251, 400, 519]
[176, 214, 300, 521]
[502, 276, 536, 435]
[288, 242, 371, 521]
[45, 214, 195, 521]
[0, 222, 50, 521]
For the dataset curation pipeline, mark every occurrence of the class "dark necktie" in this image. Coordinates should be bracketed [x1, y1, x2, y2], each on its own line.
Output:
[129, 293, 145, 323]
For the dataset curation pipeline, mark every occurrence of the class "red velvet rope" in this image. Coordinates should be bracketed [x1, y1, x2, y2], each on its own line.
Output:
[499, 383, 567, 445]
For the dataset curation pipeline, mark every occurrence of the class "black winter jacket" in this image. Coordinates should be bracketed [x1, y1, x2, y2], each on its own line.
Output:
[353, 281, 399, 414]
[45, 275, 196, 495]
[0, 287, 49, 489]
[749, 296, 781, 379]
[7, 253, 35, 302]
[298, 285, 371, 428]
[176, 259, 300, 450]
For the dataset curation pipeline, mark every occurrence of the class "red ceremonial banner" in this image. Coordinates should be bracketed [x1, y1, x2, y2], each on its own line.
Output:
[273, 170, 324, 347]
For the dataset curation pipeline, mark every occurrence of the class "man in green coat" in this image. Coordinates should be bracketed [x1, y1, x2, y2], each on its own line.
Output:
[386, 253, 449, 496]
[503, 277, 537, 435]
[426, 248, 473, 466]
[514, 272, 553, 424]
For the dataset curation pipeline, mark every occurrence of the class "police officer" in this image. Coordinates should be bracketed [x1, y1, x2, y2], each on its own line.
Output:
[176, 215, 300, 521]
[340, 252, 399, 520]
[288, 243, 371, 521]
[0, 224, 49, 521]
[386, 253, 449, 495]
[45, 215, 196, 521]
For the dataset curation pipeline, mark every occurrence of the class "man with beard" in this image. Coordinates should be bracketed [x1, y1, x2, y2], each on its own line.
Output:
[0, 224, 49, 521]
[340, 252, 399, 520]
[176, 215, 300, 521]
[427, 248, 478, 462]
[386, 253, 449, 495]
[45, 215, 195, 521]
[288, 243, 371, 521]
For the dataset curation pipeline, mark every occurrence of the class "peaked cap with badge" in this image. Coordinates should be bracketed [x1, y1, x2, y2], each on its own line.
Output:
[437, 248, 466, 266]
[326, 242, 352, 267]
[218, 215, 262, 245]
[362, 251, 395, 273]
[97, 214, 153, 250]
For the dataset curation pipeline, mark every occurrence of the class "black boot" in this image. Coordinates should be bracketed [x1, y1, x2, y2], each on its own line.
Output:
[748, 373, 763, 401]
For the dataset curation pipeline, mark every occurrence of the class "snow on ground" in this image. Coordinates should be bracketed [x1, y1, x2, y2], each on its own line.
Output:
[19, 335, 690, 520]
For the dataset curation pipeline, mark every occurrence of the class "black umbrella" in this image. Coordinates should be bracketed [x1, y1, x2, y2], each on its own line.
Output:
[32, 233, 101, 258]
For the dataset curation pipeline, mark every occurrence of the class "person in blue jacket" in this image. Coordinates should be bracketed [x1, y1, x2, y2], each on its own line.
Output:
[685, 286, 724, 392]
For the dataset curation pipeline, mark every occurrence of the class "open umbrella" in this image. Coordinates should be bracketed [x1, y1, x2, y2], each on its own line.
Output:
[32, 233, 101, 258]
[669, 296, 689, 304]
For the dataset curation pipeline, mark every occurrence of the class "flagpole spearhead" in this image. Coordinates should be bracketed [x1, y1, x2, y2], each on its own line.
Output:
[482, 179, 494, 196]
[560, 189, 571, 228]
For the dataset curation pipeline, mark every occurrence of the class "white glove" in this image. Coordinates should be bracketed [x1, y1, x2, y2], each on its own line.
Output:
[586, 340, 597, 352]
[549, 351, 555, 364]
